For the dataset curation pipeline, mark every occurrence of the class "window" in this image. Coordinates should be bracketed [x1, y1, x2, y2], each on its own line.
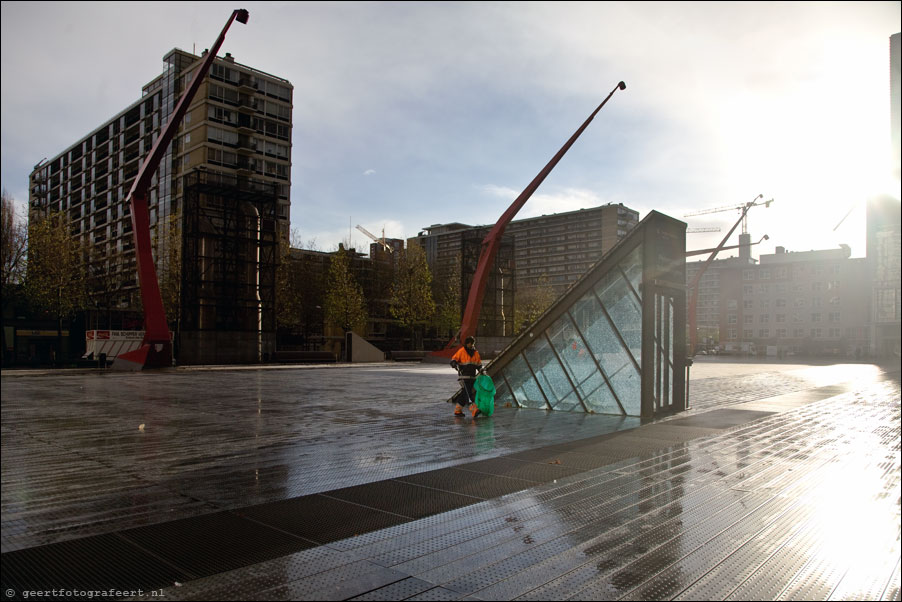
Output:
[829, 312, 840, 322]
[776, 314, 786, 323]
[744, 300, 753, 309]
[811, 313, 821, 322]
[759, 329, 770, 338]
[776, 298, 786, 308]
[759, 269, 771, 280]
[728, 314, 737, 324]
[777, 328, 787, 338]
[760, 299, 770, 310]
[208, 126, 239, 146]
[758, 284, 769, 294]
[208, 106, 236, 124]
[829, 328, 841, 338]
[759, 314, 769, 323]
[744, 315, 753, 324]
[728, 300, 738, 310]
[743, 270, 754, 281]
[744, 329, 753, 339]
[743, 285, 753, 295]
[728, 328, 737, 340]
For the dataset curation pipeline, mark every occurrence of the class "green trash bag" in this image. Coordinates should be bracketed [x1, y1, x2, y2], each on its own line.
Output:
[474, 373, 496, 416]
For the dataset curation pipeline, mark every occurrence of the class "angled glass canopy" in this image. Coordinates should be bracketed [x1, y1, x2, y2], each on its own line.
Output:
[487, 211, 687, 418]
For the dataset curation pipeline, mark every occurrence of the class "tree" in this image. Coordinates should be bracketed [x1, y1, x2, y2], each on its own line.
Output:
[390, 243, 435, 349]
[24, 211, 88, 363]
[513, 275, 557, 334]
[324, 245, 367, 333]
[154, 211, 182, 330]
[432, 251, 462, 341]
[2, 190, 28, 364]
[1, 189, 27, 296]
[275, 238, 304, 331]
[85, 247, 128, 329]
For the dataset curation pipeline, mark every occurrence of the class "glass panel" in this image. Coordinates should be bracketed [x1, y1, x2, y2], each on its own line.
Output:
[621, 245, 643, 302]
[596, 267, 643, 367]
[503, 354, 547, 409]
[572, 293, 641, 415]
[495, 377, 514, 409]
[548, 313, 596, 393]
[523, 334, 576, 410]
[668, 297, 674, 408]
[578, 370, 623, 414]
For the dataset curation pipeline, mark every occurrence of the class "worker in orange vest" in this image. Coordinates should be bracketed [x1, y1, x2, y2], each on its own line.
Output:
[451, 336, 483, 417]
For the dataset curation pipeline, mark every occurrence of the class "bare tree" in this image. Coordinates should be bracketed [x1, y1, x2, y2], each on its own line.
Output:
[2, 189, 27, 363]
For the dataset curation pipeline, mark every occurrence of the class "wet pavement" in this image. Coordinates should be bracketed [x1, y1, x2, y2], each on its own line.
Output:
[1, 359, 899, 600]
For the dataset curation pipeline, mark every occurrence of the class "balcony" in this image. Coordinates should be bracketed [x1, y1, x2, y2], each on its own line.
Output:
[236, 136, 257, 154]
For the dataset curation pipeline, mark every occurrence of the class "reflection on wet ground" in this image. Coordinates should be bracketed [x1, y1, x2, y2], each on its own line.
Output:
[1, 360, 899, 600]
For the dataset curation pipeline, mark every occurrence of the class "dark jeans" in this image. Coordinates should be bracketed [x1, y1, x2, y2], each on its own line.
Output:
[458, 378, 476, 406]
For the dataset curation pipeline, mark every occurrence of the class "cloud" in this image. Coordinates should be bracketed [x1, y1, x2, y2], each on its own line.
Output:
[363, 169, 376, 176]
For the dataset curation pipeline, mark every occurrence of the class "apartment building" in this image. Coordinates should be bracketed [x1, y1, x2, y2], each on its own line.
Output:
[688, 245, 871, 357]
[413, 203, 639, 338]
[28, 49, 292, 363]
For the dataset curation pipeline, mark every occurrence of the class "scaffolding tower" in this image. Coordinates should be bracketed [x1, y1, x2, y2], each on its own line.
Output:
[179, 170, 279, 364]
[460, 229, 515, 338]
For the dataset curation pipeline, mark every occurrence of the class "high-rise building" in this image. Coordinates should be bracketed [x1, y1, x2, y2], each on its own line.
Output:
[890, 32, 900, 184]
[28, 49, 292, 363]
[868, 195, 901, 357]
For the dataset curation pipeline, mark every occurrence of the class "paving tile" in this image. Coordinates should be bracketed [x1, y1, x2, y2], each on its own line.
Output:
[1, 361, 898, 601]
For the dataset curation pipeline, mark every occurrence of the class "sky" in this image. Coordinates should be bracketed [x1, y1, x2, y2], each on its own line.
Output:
[2, 1, 899, 259]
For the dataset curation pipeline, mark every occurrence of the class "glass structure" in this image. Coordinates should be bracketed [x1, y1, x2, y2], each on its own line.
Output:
[487, 211, 687, 418]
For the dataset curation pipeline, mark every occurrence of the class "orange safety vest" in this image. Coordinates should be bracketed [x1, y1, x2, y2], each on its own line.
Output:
[452, 346, 482, 366]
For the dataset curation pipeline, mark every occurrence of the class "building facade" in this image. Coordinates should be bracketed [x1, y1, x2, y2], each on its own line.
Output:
[414, 203, 640, 339]
[687, 245, 871, 357]
[28, 49, 292, 363]
[867, 195, 901, 358]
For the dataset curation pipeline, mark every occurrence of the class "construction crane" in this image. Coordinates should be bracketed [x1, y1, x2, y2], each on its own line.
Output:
[687, 227, 722, 233]
[113, 8, 249, 370]
[686, 194, 773, 356]
[355, 224, 394, 253]
[685, 195, 773, 235]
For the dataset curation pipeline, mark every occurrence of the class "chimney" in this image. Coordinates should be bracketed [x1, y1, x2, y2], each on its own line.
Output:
[776, 246, 785, 254]
[224, 52, 235, 63]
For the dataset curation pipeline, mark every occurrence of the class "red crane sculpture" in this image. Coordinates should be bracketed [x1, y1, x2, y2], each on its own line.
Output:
[114, 9, 249, 370]
[441, 81, 626, 356]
